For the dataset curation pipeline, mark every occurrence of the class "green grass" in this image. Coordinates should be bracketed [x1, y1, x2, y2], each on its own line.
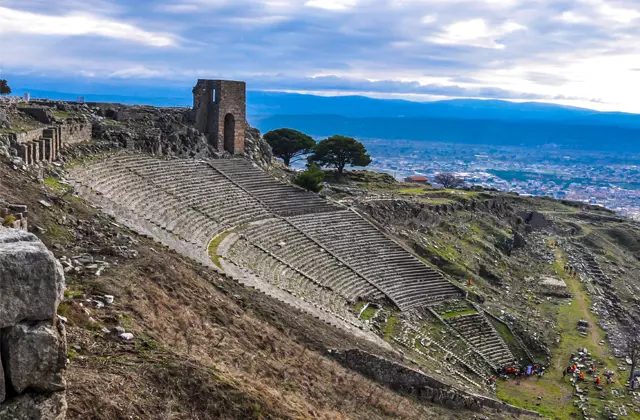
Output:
[68, 348, 79, 359]
[497, 248, 640, 419]
[360, 305, 377, 321]
[2, 214, 16, 226]
[397, 187, 428, 194]
[57, 301, 71, 317]
[52, 110, 70, 119]
[64, 289, 84, 299]
[352, 301, 367, 313]
[0, 121, 43, 134]
[441, 308, 477, 319]
[382, 313, 401, 341]
[136, 334, 166, 352]
[489, 318, 533, 364]
[86, 319, 106, 331]
[44, 224, 74, 244]
[208, 228, 238, 268]
[44, 176, 71, 194]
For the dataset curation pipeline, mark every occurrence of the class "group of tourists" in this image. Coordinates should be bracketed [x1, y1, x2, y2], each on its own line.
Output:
[497, 364, 546, 379]
[563, 349, 614, 389]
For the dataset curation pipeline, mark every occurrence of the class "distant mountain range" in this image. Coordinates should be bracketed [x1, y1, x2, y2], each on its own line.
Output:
[9, 79, 640, 152]
[247, 92, 640, 152]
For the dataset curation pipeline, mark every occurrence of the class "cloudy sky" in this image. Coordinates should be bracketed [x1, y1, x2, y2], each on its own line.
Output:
[1, 0, 640, 111]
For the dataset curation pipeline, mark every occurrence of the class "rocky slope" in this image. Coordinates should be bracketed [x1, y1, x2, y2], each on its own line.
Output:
[0, 99, 273, 167]
[323, 173, 640, 418]
[0, 150, 538, 419]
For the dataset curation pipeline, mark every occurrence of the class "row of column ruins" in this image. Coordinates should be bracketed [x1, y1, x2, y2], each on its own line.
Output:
[17, 126, 63, 165]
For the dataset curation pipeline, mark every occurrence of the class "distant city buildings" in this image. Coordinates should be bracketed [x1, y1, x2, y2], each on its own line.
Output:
[361, 138, 640, 221]
[404, 175, 429, 184]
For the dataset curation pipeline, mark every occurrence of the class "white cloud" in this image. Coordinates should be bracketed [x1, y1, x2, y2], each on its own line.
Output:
[156, 3, 201, 13]
[0, 6, 177, 47]
[428, 18, 526, 49]
[558, 11, 589, 23]
[559, 1, 640, 25]
[230, 15, 291, 25]
[304, 0, 357, 11]
[596, 2, 640, 23]
[6, 0, 640, 113]
[422, 14, 436, 24]
[108, 66, 173, 79]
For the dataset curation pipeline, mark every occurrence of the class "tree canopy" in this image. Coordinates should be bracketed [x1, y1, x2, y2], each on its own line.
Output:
[434, 172, 464, 189]
[307, 135, 371, 174]
[264, 128, 315, 166]
[293, 163, 325, 193]
[0, 80, 11, 95]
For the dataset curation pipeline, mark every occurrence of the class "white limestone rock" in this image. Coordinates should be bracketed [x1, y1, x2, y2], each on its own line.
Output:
[0, 228, 65, 328]
[2, 321, 67, 394]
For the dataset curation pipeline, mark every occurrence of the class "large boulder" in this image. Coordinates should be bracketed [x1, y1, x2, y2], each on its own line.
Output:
[2, 321, 67, 394]
[0, 228, 65, 328]
[513, 231, 526, 249]
[0, 392, 67, 420]
[519, 211, 550, 230]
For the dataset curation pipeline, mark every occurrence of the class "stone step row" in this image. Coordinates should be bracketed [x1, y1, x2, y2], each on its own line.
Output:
[68, 177, 213, 266]
[447, 314, 516, 367]
[210, 159, 340, 217]
[115, 157, 271, 226]
[286, 211, 463, 310]
[227, 238, 361, 325]
[68, 166, 220, 248]
[240, 219, 385, 302]
[219, 258, 390, 349]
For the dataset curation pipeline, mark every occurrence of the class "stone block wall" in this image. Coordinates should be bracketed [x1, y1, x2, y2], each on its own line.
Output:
[16, 108, 54, 125]
[14, 128, 46, 145]
[9, 122, 91, 165]
[0, 228, 68, 419]
[59, 123, 91, 146]
[328, 348, 540, 417]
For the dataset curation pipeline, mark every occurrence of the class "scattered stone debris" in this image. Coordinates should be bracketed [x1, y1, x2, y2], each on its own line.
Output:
[119, 332, 134, 341]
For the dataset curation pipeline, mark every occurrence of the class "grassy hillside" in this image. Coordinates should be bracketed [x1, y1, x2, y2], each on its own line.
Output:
[0, 163, 538, 419]
[328, 172, 640, 419]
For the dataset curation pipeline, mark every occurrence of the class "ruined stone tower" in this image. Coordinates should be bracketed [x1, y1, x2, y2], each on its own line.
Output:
[192, 79, 246, 154]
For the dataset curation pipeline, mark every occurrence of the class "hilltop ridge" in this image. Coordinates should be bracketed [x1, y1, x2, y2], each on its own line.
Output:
[1, 94, 639, 419]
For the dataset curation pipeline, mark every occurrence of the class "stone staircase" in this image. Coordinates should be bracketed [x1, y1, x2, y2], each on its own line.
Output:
[445, 312, 517, 369]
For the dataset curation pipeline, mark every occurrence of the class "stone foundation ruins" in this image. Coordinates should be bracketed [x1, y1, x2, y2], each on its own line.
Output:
[328, 348, 539, 417]
[0, 228, 68, 419]
[4, 121, 91, 165]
